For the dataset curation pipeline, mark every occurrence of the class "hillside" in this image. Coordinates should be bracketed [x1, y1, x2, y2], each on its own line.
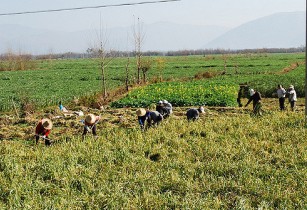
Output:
[205, 11, 305, 49]
[0, 22, 228, 54]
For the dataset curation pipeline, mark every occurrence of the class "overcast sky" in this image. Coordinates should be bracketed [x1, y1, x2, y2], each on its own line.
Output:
[0, 0, 305, 32]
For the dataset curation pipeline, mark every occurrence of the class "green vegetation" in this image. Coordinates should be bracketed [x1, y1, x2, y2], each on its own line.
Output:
[111, 80, 237, 107]
[0, 53, 305, 111]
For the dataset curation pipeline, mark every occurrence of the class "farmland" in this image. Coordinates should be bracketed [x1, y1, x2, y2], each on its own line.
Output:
[0, 53, 305, 110]
[0, 53, 306, 209]
[0, 100, 306, 209]
[111, 80, 238, 108]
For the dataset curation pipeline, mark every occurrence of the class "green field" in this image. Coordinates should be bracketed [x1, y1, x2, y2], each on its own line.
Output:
[111, 80, 238, 107]
[0, 53, 305, 110]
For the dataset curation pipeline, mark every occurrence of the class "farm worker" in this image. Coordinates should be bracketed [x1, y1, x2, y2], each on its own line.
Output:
[156, 100, 170, 118]
[35, 118, 53, 145]
[82, 114, 101, 138]
[186, 106, 205, 121]
[237, 87, 243, 107]
[236, 84, 248, 107]
[136, 108, 163, 130]
[245, 89, 262, 115]
[162, 100, 173, 117]
[287, 85, 297, 111]
[59, 101, 68, 113]
[276, 84, 286, 111]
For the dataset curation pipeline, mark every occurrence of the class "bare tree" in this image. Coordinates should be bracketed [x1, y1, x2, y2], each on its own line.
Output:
[133, 17, 145, 84]
[125, 58, 130, 91]
[89, 19, 114, 99]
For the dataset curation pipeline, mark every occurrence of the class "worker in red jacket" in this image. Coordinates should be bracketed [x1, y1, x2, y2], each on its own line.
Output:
[35, 118, 53, 145]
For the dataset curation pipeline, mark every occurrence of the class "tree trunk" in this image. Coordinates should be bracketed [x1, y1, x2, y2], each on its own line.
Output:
[125, 58, 130, 92]
[101, 61, 107, 99]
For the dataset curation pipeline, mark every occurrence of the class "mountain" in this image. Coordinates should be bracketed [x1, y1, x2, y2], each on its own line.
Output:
[0, 22, 229, 54]
[204, 11, 305, 49]
[0, 11, 305, 54]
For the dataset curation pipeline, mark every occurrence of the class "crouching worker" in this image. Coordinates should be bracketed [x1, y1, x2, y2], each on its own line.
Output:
[35, 118, 53, 145]
[245, 89, 262, 116]
[156, 101, 169, 118]
[136, 108, 163, 130]
[186, 106, 205, 121]
[82, 114, 101, 139]
[162, 100, 173, 118]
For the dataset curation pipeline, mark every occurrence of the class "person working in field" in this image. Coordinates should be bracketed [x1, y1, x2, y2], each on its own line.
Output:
[186, 106, 205, 121]
[245, 89, 262, 116]
[156, 100, 170, 118]
[82, 114, 101, 139]
[59, 101, 68, 113]
[287, 85, 297, 111]
[156, 100, 173, 118]
[276, 84, 286, 111]
[35, 118, 53, 145]
[136, 108, 163, 130]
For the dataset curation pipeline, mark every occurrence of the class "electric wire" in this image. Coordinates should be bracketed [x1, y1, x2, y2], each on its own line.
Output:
[0, 0, 181, 16]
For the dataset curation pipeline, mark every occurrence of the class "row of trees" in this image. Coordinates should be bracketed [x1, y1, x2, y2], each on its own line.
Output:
[6, 46, 302, 60]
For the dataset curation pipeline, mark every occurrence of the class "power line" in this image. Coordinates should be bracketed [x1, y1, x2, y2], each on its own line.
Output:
[0, 0, 181, 16]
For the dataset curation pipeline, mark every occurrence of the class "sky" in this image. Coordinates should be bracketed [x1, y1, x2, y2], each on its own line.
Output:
[0, 0, 305, 32]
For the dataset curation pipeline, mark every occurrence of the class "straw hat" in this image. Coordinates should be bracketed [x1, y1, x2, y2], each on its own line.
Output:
[136, 108, 146, 117]
[42, 118, 53, 130]
[289, 85, 294, 89]
[85, 114, 96, 124]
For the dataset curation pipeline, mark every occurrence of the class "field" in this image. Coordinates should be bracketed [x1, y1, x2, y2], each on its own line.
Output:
[0, 53, 306, 209]
[111, 80, 238, 108]
[0, 53, 305, 110]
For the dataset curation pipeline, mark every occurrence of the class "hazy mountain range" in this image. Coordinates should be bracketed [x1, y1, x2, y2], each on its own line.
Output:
[205, 11, 305, 49]
[0, 11, 305, 54]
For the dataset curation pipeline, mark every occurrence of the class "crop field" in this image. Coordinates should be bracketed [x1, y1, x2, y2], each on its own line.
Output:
[0, 53, 306, 209]
[0, 53, 305, 111]
[111, 80, 238, 108]
[0, 98, 306, 209]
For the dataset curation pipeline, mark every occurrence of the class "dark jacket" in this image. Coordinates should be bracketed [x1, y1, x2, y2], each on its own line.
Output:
[186, 108, 200, 121]
[246, 91, 261, 109]
[138, 111, 163, 129]
[156, 105, 170, 118]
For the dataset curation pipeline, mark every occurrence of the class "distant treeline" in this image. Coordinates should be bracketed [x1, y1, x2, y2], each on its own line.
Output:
[0, 46, 305, 60]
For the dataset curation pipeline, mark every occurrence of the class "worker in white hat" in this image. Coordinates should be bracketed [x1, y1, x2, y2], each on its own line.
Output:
[156, 99, 172, 118]
[245, 88, 262, 116]
[186, 106, 205, 121]
[288, 85, 297, 111]
[156, 100, 168, 118]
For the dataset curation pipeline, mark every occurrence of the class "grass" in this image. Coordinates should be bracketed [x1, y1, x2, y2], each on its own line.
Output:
[0, 99, 306, 209]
